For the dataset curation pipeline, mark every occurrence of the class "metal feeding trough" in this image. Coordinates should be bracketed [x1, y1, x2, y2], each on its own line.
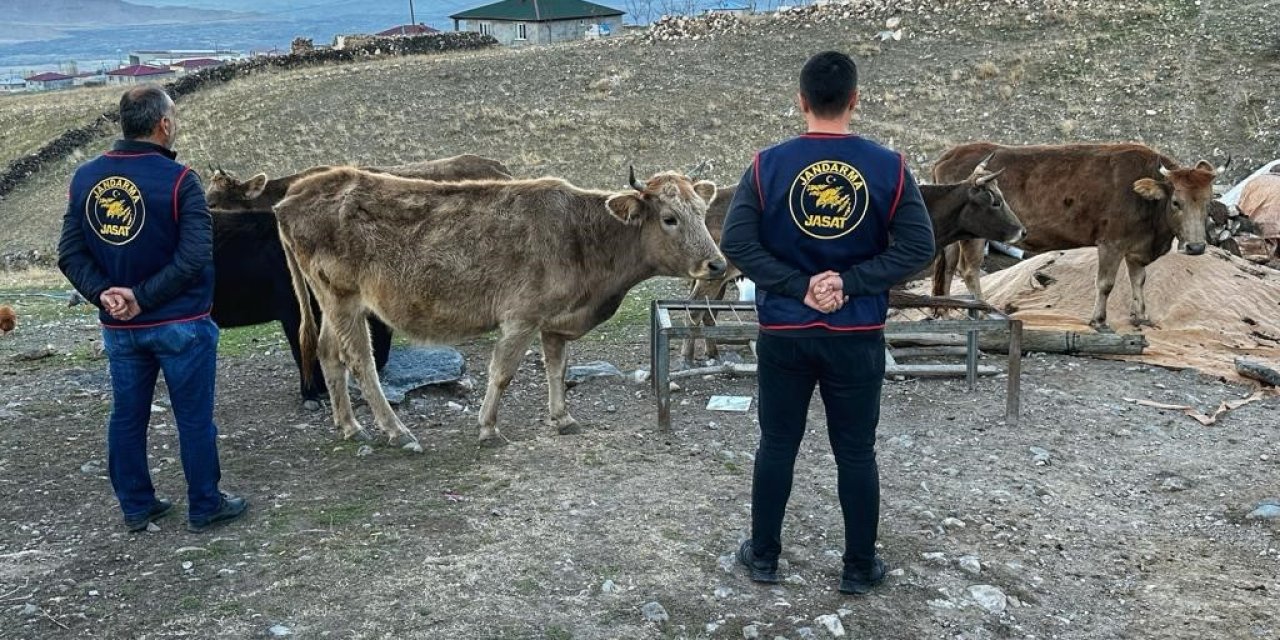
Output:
[649, 296, 1023, 430]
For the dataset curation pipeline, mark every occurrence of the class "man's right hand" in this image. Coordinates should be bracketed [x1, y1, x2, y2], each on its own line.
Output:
[102, 287, 141, 321]
[804, 271, 847, 314]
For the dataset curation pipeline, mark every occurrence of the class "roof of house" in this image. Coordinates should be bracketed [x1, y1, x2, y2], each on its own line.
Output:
[107, 64, 174, 77]
[376, 23, 439, 36]
[24, 72, 73, 82]
[450, 0, 623, 22]
[173, 58, 224, 69]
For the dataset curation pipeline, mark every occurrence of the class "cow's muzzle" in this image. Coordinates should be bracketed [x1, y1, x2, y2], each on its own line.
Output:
[1007, 228, 1027, 244]
[1184, 243, 1206, 256]
[693, 259, 728, 280]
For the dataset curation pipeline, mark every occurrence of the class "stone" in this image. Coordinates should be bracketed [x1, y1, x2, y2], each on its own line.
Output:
[922, 552, 948, 566]
[718, 553, 736, 573]
[941, 517, 966, 530]
[268, 624, 293, 637]
[80, 460, 103, 475]
[785, 574, 807, 585]
[967, 584, 1007, 615]
[713, 586, 733, 598]
[356, 445, 373, 458]
[566, 361, 624, 387]
[20, 603, 39, 617]
[742, 624, 760, 639]
[1247, 504, 1280, 520]
[815, 614, 845, 637]
[1029, 446, 1051, 465]
[377, 346, 466, 404]
[958, 555, 982, 575]
[1157, 473, 1191, 492]
[797, 628, 817, 640]
[601, 579, 620, 594]
[928, 598, 958, 610]
[641, 601, 669, 625]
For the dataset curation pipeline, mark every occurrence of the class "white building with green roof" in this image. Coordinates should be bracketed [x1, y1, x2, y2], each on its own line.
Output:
[450, 0, 625, 46]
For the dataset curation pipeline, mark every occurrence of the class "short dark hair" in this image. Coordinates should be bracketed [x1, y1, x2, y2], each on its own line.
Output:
[800, 51, 858, 118]
[119, 85, 172, 139]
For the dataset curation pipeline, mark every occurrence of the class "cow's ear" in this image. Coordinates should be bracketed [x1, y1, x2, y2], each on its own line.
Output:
[244, 173, 269, 199]
[692, 180, 717, 205]
[1133, 178, 1167, 200]
[605, 193, 646, 225]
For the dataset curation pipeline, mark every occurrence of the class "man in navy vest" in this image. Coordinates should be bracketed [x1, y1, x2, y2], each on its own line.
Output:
[58, 85, 248, 533]
[722, 51, 935, 594]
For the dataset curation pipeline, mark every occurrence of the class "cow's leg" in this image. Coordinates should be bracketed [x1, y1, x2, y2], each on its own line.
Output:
[1089, 244, 1124, 333]
[540, 331, 579, 435]
[477, 323, 538, 444]
[958, 239, 986, 301]
[317, 317, 370, 443]
[1125, 256, 1157, 328]
[331, 303, 420, 453]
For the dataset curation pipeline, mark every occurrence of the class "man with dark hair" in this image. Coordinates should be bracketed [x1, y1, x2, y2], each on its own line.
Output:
[722, 51, 935, 595]
[58, 85, 248, 533]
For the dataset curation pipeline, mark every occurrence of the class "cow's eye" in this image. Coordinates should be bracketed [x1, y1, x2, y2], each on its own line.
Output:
[991, 198, 1002, 208]
[1172, 200, 1183, 210]
[662, 216, 678, 227]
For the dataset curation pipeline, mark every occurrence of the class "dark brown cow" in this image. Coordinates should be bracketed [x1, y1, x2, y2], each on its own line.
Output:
[205, 154, 513, 210]
[932, 143, 1226, 332]
[276, 168, 726, 450]
[681, 161, 1025, 362]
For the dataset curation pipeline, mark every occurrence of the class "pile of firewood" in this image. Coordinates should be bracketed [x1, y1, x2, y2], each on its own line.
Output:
[1207, 200, 1276, 264]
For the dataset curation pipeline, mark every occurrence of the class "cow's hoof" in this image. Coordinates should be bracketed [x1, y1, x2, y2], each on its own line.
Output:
[302, 399, 323, 411]
[345, 428, 374, 443]
[391, 433, 423, 453]
[478, 434, 507, 448]
[1090, 322, 1114, 334]
[552, 416, 581, 436]
[1130, 317, 1158, 329]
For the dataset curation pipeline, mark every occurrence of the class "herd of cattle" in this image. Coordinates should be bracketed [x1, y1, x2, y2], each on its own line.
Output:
[200, 142, 1226, 450]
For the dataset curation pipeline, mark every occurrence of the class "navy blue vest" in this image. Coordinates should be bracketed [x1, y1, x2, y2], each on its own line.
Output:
[753, 133, 905, 331]
[69, 147, 213, 327]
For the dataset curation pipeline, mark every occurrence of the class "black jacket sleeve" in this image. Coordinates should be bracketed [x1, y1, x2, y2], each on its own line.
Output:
[840, 169, 936, 296]
[133, 171, 213, 311]
[57, 193, 112, 310]
[720, 164, 810, 300]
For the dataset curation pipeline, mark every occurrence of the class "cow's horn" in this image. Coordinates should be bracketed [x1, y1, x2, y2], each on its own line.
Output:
[975, 151, 996, 174]
[975, 168, 1005, 185]
[629, 166, 646, 191]
[1158, 164, 1172, 177]
[1215, 154, 1232, 175]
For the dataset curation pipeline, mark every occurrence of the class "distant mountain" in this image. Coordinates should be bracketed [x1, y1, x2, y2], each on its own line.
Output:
[0, 0, 250, 27]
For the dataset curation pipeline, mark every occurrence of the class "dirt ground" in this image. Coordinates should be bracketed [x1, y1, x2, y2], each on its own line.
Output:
[1, 271, 1278, 640]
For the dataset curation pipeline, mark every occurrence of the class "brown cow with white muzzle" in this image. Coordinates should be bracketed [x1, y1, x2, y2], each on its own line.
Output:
[932, 142, 1227, 332]
[275, 167, 726, 450]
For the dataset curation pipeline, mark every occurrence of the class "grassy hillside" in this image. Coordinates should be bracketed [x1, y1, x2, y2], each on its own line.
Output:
[0, 85, 118, 168]
[1, 0, 1277, 255]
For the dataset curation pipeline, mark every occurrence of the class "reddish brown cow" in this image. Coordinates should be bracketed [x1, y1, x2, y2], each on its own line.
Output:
[932, 143, 1226, 332]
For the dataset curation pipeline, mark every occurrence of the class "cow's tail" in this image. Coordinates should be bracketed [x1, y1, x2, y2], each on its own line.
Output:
[280, 230, 320, 391]
[930, 248, 948, 297]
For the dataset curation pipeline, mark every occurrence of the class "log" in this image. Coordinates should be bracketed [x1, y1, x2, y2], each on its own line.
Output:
[889, 329, 1147, 355]
[889, 346, 971, 359]
[1235, 358, 1280, 386]
[888, 291, 995, 311]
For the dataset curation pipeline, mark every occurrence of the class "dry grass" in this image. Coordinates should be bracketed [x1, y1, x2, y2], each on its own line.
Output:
[0, 85, 119, 167]
[0, 1, 1277, 256]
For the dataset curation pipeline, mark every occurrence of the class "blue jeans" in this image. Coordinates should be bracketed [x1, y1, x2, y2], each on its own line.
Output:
[102, 317, 223, 521]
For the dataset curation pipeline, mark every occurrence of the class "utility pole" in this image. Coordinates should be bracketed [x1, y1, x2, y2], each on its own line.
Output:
[409, 0, 416, 24]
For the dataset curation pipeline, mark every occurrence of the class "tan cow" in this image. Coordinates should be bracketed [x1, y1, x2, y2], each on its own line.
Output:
[206, 154, 513, 210]
[276, 167, 726, 450]
[933, 143, 1226, 331]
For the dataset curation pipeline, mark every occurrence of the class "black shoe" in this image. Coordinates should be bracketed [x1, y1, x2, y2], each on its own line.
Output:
[737, 539, 779, 584]
[188, 493, 248, 533]
[839, 556, 888, 595]
[124, 499, 173, 532]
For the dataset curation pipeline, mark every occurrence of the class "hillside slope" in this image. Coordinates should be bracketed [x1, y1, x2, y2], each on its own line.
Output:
[1, 0, 1277, 256]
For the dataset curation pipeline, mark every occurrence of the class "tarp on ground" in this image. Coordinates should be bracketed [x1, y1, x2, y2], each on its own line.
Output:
[921, 246, 1280, 383]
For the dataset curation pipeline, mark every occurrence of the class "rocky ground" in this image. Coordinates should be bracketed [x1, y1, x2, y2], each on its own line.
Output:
[1, 273, 1278, 639]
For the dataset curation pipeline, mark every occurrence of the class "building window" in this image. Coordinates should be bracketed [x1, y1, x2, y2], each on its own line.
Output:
[515, 23, 528, 40]
[478, 22, 493, 36]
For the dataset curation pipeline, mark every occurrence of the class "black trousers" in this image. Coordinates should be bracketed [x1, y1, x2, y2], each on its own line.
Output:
[750, 330, 885, 573]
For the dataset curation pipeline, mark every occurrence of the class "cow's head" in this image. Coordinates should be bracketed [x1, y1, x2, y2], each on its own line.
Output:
[958, 153, 1026, 245]
[205, 167, 269, 211]
[606, 167, 727, 280]
[1133, 156, 1229, 256]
